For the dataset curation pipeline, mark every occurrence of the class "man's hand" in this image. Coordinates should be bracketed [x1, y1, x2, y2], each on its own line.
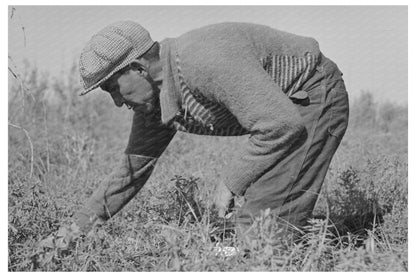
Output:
[38, 222, 82, 250]
[214, 182, 235, 218]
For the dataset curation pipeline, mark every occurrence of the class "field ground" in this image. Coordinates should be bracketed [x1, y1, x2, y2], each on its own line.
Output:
[8, 69, 408, 271]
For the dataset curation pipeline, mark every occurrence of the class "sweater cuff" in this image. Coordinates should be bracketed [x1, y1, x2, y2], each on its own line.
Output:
[224, 172, 254, 196]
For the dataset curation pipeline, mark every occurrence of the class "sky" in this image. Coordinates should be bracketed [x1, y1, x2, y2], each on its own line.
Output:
[8, 5, 408, 104]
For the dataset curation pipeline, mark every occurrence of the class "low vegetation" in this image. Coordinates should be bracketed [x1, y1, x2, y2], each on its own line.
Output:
[8, 63, 408, 271]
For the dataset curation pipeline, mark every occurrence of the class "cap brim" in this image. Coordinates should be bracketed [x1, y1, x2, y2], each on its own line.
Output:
[78, 67, 116, 96]
[79, 83, 100, 96]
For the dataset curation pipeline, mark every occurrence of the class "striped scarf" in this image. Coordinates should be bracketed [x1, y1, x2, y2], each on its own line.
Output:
[261, 52, 318, 97]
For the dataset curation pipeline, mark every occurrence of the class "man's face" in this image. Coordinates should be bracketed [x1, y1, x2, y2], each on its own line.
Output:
[100, 66, 156, 114]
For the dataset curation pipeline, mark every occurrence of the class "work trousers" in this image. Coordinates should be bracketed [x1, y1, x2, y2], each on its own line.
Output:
[236, 54, 349, 237]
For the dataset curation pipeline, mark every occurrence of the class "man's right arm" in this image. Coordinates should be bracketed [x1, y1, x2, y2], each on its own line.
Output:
[73, 109, 176, 233]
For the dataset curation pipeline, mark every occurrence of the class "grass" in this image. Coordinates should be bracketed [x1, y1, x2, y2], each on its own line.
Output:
[8, 66, 408, 271]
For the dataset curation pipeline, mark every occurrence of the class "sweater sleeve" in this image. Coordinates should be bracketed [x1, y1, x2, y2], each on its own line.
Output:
[74, 110, 176, 230]
[204, 58, 307, 196]
[125, 109, 177, 157]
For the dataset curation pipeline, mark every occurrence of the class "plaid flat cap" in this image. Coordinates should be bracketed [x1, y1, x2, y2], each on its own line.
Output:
[79, 21, 155, 95]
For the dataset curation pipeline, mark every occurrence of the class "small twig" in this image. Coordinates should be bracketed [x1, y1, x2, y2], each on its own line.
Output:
[9, 6, 26, 47]
[153, 224, 187, 235]
[8, 56, 32, 97]
[42, 101, 50, 172]
[8, 66, 18, 79]
[9, 122, 34, 178]
[9, 7, 15, 19]
[174, 185, 199, 222]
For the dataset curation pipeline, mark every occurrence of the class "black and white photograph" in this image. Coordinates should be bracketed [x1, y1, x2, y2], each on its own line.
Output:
[7, 4, 409, 271]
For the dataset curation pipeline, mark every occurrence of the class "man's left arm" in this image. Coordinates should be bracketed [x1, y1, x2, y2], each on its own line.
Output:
[207, 59, 307, 197]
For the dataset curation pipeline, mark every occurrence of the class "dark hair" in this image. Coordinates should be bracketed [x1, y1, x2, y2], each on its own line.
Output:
[140, 41, 160, 61]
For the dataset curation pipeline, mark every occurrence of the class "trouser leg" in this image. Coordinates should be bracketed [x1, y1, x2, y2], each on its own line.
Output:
[236, 62, 349, 239]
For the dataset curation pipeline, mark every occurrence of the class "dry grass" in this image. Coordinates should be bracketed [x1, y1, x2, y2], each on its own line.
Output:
[8, 65, 408, 271]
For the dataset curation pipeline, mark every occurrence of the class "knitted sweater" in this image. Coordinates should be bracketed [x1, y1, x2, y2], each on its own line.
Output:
[156, 22, 320, 195]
